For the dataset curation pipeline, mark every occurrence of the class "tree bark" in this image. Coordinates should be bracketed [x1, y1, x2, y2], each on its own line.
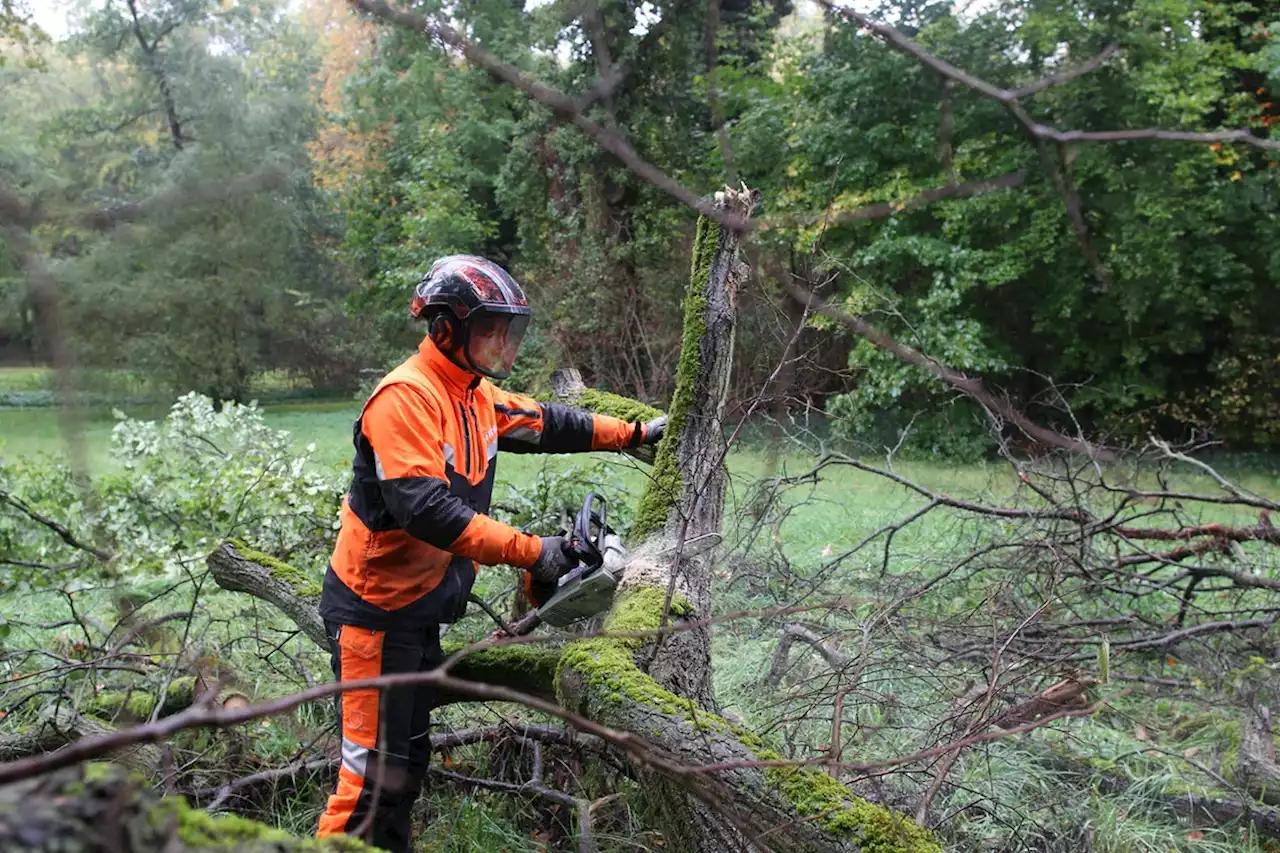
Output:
[1235, 704, 1280, 805]
[0, 762, 378, 852]
[0, 705, 160, 771]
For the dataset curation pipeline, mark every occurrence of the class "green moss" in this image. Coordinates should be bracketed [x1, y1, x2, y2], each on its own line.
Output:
[557, 588, 938, 851]
[759, 747, 942, 853]
[633, 213, 717, 538]
[228, 538, 322, 599]
[86, 676, 198, 721]
[575, 389, 663, 423]
[171, 797, 382, 851]
[444, 641, 562, 691]
[556, 587, 710, 721]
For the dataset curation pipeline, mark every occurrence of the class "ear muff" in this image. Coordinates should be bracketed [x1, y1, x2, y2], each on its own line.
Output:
[429, 313, 459, 350]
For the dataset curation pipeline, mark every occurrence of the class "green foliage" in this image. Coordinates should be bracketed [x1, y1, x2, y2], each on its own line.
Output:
[721, 0, 1280, 455]
[0, 393, 344, 593]
[0, 0, 366, 398]
[0, 0, 47, 68]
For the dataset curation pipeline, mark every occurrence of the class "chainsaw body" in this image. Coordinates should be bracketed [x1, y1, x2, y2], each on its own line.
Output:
[537, 493, 626, 627]
[511, 492, 723, 633]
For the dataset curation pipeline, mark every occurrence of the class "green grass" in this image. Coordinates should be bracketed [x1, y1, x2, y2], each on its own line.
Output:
[0, 400, 362, 472]
[0, 366, 52, 391]
[4, 398, 1280, 852]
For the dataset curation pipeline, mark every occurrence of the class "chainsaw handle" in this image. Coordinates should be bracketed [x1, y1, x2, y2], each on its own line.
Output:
[569, 492, 607, 569]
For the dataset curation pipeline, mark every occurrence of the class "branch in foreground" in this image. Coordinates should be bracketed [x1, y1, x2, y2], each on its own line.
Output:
[205, 540, 563, 703]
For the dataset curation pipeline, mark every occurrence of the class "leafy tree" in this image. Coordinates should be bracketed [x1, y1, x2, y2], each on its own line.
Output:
[726, 0, 1280, 454]
[1, 0, 367, 400]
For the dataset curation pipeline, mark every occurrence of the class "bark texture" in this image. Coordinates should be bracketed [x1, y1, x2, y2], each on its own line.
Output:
[0, 762, 377, 852]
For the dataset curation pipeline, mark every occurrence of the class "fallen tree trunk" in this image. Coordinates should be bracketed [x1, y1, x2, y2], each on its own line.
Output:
[0, 762, 380, 852]
[0, 186, 939, 853]
[203, 187, 938, 853]
[0, 705, 161, 771]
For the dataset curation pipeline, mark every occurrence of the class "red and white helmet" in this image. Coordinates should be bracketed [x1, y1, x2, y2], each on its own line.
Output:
[411, 255, 532, 381]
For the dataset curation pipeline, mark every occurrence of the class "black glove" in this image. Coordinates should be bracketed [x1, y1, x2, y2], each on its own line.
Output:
[641, 415, 666, 446]
[530, 535, 579, 583]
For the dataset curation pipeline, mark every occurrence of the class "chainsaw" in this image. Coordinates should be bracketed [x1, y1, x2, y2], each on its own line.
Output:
[472, 492, 719, 637]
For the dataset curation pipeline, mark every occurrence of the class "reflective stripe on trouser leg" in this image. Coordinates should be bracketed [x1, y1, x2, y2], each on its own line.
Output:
[317, 624, 384, 840]
[316, 621, 440, 853]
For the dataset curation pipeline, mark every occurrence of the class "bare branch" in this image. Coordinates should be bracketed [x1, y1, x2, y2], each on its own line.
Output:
[1043, 126, 1280, 149]
[817, 1, 1278, 150]
[1011, 42, 1122, 99]
[198, 755, 331, 811]
[779, 279, 1120, 460]
[0, 488, 111, 562]
[1116, 615, 1277, 652]
[1150, 437, 1280, 509]
[0, 667, 664, 787]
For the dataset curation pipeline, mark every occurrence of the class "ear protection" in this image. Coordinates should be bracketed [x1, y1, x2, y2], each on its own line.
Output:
[429, 312, 459, 351]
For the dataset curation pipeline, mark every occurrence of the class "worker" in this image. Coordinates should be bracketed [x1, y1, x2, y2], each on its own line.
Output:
[315, 254, 664, 852]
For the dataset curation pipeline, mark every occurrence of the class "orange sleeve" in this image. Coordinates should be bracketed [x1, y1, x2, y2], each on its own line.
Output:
[492, 386, 644, 454]
[587, 414, 644, 451]
[363, 384, 541, 568]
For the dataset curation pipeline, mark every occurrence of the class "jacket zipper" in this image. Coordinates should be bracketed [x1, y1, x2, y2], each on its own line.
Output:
[467, 390, 482, 476]
[457, 401, 473, 478]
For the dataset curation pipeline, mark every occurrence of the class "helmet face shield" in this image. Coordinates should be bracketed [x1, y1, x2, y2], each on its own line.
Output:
[464, 311, 530, 380]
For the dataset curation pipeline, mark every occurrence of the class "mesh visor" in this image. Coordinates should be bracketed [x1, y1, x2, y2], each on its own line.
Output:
[465, 311, 530, 380]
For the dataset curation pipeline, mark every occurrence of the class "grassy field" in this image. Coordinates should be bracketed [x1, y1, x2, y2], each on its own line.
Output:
[4, 374, 1280, 851]
[3, 387, 1277, 565]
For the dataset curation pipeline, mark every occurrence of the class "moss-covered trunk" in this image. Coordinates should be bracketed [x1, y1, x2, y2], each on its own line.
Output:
[546, 188, 938, 852]
[549, 582, 939, 853]
[622, 187, 758, 719]
[0, 763, 379, 852]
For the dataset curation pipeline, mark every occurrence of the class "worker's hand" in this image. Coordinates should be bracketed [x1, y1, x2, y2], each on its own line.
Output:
[530, 535, 579, 583]
[641, 415, 667, 446]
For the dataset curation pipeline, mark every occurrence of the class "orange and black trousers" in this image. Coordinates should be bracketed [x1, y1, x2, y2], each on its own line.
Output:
[316, 619, 442, 853]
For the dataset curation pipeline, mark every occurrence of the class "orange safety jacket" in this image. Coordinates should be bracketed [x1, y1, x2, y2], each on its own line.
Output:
[319, 337, 646, 629]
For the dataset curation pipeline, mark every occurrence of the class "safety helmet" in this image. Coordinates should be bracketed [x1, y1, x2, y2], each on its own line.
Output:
[410, 255, 532, 381]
